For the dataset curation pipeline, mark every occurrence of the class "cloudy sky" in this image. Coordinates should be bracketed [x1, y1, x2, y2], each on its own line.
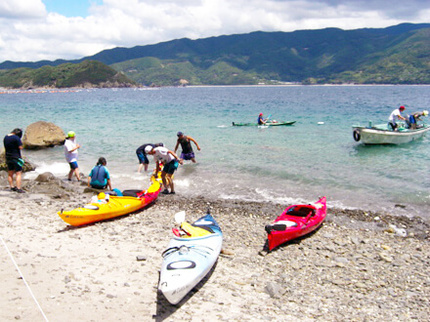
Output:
[0, 0, 429, 63]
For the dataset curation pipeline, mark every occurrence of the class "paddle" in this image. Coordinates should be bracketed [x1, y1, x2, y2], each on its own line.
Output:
[174, 211, 186, 224]
[266, 114, 271, 123]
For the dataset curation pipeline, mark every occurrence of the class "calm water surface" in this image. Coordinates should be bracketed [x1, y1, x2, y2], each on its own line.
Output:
[1, 86, 429, 218]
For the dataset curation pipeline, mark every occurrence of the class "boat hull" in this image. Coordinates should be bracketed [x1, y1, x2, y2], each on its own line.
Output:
[352, 124, 430, 145]
[159, 213, 222, 305]
[58, 179, 161, 226]
[265, 197, 326, 251]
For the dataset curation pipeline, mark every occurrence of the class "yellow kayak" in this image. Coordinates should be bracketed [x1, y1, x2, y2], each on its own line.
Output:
[58, 177, 161, 226]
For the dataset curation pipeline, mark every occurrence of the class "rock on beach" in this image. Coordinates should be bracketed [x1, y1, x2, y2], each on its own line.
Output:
[22, 121, 65, 149]
[0, 173, 429, 321]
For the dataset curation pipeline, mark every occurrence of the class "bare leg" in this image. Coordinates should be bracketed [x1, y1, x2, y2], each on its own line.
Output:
[15, 171, 22, 189]
[7, 170, 14, 188]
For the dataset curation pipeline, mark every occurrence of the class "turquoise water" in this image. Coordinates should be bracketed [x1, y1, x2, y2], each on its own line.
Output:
[1, 86, 429, 218]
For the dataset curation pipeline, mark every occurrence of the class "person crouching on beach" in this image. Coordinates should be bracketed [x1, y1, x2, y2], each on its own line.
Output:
[3, 128, 25, 193]
[145, 145, 182, 194]
[88, 157, 112, 190]
[64, 131, 81, 181]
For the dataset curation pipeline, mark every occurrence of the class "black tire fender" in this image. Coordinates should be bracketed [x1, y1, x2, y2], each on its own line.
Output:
[353, 129, 361, 142]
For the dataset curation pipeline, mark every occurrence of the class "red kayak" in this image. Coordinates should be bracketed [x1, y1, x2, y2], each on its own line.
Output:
[265, 197, 327, 251]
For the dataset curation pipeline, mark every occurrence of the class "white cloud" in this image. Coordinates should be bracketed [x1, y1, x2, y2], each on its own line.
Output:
[0, 0, 429, 62]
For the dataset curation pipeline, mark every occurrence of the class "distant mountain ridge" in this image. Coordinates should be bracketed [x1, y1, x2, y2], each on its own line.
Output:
[1, 23, 430, 85]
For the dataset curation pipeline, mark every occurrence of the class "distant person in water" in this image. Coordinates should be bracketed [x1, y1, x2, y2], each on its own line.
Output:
[406, 110, 428, 129]
[64, 131, 81, 181]
[145, 145, 182, 194]
[388, 106, 406, 131]
[174, 132, 200, 163]
[3, 128, 25, 193]
[88, 157, 112, 190]
[136, 142, 164, 172]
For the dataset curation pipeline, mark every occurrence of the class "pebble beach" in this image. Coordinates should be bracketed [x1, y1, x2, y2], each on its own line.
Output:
[1, 172, 429, 321]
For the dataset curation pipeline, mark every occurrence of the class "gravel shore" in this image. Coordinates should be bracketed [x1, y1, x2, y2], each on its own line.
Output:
[1, 173, 429, 321]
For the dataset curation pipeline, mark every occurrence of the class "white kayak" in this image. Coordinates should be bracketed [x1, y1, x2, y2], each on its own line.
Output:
[158, 211, 223, 305]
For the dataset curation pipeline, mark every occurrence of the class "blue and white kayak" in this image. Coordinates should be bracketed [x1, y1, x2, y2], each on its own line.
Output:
[158, 211, 223, 305]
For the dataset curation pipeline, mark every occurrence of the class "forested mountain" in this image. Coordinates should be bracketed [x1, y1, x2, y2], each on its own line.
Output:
[1, 23, 429, 86]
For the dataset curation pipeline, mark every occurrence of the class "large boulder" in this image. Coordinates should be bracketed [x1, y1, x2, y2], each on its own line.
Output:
[23, 121, 65, 149]
[0, 148, 36, 172]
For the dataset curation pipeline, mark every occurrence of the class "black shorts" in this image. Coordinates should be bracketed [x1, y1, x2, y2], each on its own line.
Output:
[7, 159, 23, 172]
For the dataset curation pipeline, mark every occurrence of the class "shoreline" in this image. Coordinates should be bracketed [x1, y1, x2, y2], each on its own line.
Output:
[1, 173, 429, 321]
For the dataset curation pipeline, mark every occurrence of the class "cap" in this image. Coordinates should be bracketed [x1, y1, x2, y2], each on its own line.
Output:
[67, 131, 76, 138]
[144, 145, 153, 153]
[399, 106, 405, 111]
[423, 110, 429, 116]
[177, 131, 183, 137]
[259, 113, 263, 116]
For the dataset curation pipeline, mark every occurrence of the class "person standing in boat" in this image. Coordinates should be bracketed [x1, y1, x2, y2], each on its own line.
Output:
[136, 142, 164, 173]
[88, 157, 112, 190]
[64, 131, 81, 181]
[174, 132, 200, 163]
[388, 106, 407, 131]
[406, 110, 429, 129]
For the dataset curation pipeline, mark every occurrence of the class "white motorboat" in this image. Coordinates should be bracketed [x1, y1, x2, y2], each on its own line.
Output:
[352, 122, 430, 145]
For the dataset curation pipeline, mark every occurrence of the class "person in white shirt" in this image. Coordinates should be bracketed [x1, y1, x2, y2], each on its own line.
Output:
[388, 106, 406, 131]
[64, 131, 81, 181]
[145, 145, 182, 194]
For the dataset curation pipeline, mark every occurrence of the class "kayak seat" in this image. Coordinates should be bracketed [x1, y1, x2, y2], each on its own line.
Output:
[265, 221, 297, 233]
[287, 206, 315, 217]
[122, 189, 144, 197]
[180, 222, 212, 237]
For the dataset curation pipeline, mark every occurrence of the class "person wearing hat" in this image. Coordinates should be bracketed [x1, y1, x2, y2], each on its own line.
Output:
[145, 145, 182, 194]
[174, 132, 200, 163]
[406, 110, 429, 129]
[258, 113, 267, 125]
[64, 131, 81, 181]
[3, 128, 25, 193]
[136, 142, 164, 173]
[388, 106, 407, 131]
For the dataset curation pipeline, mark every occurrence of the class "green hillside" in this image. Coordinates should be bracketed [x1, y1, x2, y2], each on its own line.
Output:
[1, 23, 430, 86]
[0, 60, 137, 89]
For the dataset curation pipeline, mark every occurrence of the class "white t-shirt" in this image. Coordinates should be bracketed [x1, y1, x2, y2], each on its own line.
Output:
[64, 138, 78, 163]
[388, 109, 402, 123]
[153, 147, 175, 164]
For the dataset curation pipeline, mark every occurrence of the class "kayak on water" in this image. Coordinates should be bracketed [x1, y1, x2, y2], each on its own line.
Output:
[264, 196, 327, 251]
[158, 210, 223, 305]
[232, 121, 296, 126]
[58, 175, 162, 226]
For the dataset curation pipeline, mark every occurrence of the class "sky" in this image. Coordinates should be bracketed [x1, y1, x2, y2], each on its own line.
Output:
[0, 0, 429, 63]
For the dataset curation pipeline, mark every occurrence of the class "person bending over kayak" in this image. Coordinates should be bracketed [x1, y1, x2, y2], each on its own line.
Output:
[146, 145, 182, 194]
[136, 142, 164, 172]
[174, 132, 200, 163]
[88, 157, 112, 190]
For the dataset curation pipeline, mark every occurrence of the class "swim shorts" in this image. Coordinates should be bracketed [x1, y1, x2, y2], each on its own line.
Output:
[180, 152, 195, 160]
[163, 160, 179, 174]
[69, 161, 79, 170]
[137, 152, 149, 164]
[6, 159, 23, 172]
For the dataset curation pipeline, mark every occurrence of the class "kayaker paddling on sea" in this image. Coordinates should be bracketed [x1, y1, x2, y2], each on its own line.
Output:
[64, 131, 81, 181]
[174, 132, 200, 163]
[258, 113, 267, 125]
[388, 106, 407, 131]
[146, 145, 182, 194]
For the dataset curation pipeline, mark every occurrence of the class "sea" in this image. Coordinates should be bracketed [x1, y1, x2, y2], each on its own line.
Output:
[1, 85, 429, 219]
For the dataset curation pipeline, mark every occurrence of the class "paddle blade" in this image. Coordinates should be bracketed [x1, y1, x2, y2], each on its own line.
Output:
[174, 211, 186, 224]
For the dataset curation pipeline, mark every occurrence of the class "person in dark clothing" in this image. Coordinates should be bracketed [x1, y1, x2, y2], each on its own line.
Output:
[3, 128, 25, 193]
[88, 157, 112, 190]
[174, 132, 201, 163]
[136, 143, 164, 172]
